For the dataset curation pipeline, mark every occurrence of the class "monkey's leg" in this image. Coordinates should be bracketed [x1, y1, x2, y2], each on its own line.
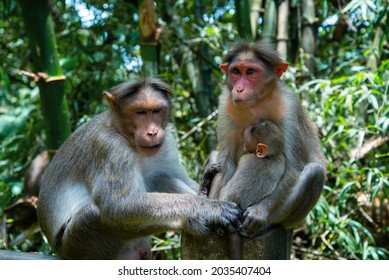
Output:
[58, 204, 150, 260]
[240, 163, 325, 236]
[271, 162, 325, 228]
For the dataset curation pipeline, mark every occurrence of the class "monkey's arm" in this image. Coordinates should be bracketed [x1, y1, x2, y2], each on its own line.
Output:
[213, 105, 243, 194]
[89, 156, 242, 237]
[93, 190, 242, 237]
[208, 150, 237, 198]
[222, 155, 284, 212]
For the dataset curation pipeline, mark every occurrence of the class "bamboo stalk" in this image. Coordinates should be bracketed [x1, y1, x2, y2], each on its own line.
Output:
[139, 0, 159, 75]
[277, 0, 290, 59]
[235, 0, 252, 39]
[19, 0, 71, 155]
[262, 0, 277, 44]
[289, 0, 300, 63]
[249, 0, 263, 40]
[301, 0, 316, 73]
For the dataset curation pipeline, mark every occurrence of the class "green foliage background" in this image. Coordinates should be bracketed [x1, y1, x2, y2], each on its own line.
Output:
[0, 0, 388, 259]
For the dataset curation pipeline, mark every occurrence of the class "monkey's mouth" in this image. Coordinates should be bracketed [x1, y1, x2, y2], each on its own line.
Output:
[141, 144, 162, 151]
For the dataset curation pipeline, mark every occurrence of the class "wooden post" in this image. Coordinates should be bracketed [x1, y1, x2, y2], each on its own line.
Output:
[181, 227, 292, 260]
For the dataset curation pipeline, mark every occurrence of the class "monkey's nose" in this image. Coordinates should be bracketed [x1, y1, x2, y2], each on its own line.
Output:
[147, 131, 158, 137]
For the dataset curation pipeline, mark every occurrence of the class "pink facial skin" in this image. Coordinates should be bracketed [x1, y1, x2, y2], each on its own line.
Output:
[220, 61, 288, 108]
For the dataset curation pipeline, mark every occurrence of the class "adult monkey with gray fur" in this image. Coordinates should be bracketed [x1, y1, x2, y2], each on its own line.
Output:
[182, 42, 326, 259]
[37, 78, 242, 260]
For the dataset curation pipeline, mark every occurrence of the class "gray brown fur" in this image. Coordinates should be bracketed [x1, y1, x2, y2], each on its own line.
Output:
[220, 120, 286, 221]
[37, 78, 243, 259]
[220, 120, 286, 259]
[213, 42, 326, 230]
[182, 41, 326, 260]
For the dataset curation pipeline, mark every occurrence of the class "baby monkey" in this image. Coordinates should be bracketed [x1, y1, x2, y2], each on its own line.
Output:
[223, 120, 286, 259]
[221, 120, 286, 210]
[200, 120, 286, 259]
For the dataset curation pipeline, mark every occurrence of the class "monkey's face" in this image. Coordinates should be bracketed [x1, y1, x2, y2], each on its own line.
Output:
[220, 51, 288, 109]
[121, 89, 170, 157]
[133, 110, 169, 156]
[220, 52, 269, 109]
[105, 80, 174, 157]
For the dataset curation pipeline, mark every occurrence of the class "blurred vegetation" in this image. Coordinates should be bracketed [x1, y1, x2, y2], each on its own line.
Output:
[0, 0, 388, 259]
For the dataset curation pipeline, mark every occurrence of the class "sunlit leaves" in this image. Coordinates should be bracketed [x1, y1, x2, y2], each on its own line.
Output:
[303, 60, 388, 259]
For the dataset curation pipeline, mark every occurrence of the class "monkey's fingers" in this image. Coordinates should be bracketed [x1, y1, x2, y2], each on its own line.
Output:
[223, 216, 244, 234]
[241, 214, 266, 236]
[206, 163, 221, 174]
[217, 201, 244, 233]
[198, 181, 211, 196]
[224, 215, 244, 234]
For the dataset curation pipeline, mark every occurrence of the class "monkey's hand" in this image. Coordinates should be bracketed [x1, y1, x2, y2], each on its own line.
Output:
[239, 205, 268, 237]
[198, 163, 221, 197]
[186, 198, 243, 235]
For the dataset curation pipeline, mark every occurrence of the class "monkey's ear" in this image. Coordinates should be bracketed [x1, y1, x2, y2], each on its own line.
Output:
[103, 91, 115, 108]
[256, 143, 268, 158]
[219, 63, 228, 73]
[275, 62, 288, 78]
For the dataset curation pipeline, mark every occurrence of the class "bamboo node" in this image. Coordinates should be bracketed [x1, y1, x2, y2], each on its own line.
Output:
[302, 16, 319, 25]
[277, 37, 289, 41]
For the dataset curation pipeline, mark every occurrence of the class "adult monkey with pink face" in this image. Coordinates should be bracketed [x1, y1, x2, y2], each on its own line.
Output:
[182, 41, 326, 259]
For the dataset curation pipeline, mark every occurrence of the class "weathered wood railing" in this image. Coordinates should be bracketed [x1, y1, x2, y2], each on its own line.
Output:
[0, 250, 60, 260]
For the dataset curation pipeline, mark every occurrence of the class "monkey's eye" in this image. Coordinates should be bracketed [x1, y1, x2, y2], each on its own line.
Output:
[135, 110, 147, 115]
[246, 68, 256, 75]
[152, 108, 162, 114]
[231, 68, 240, 75]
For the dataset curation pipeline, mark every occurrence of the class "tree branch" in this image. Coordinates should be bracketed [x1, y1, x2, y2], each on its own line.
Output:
[350, 136, 389, 160]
